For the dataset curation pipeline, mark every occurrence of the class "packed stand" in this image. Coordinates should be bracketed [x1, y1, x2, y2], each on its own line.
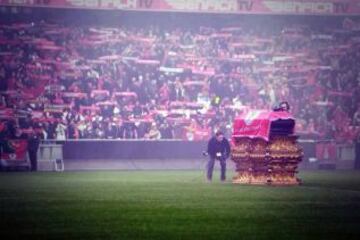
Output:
[0, 18, 360, 143]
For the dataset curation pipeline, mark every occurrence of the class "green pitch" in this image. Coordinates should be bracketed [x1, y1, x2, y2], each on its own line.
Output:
[1, 170, 360, 240]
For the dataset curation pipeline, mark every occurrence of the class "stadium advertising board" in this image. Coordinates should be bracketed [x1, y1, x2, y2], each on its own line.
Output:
[0, 139, 28, 161]
[0, 0, 360, 15]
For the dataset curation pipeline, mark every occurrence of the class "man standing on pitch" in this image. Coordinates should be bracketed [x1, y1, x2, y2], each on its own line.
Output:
[206, 131, 231, 182]
[28, 127, 40, 172]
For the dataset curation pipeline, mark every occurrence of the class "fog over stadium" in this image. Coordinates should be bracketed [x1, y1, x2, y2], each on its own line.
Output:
[0, 1, 360, 239]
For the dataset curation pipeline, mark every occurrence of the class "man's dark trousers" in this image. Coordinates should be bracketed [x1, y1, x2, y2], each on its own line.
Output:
[207, 157, 226, 181]
[29, 150, 37, 171]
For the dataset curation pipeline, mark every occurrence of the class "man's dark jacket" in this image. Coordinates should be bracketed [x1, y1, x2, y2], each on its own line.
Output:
[28, 134, 40, 152]
[207, 136, 231, 159]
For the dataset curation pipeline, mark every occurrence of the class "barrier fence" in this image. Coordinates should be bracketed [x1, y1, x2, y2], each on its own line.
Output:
[2, 139, 357, 170]
[35, 139, 357, 170]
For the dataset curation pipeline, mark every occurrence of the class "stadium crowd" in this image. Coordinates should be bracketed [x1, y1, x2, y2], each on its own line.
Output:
[1, 17, 360, 142]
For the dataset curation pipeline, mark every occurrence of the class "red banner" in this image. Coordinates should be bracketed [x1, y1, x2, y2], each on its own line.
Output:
[1, 0, 360, 15]
[44, 104, 70, 113]
[232, 110, 294, 141]
[1, 139, 28, 161]
[0, 108, 14, 119]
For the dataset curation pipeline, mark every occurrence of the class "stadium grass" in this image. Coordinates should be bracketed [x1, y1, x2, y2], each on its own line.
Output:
[1, 170, 360, 240]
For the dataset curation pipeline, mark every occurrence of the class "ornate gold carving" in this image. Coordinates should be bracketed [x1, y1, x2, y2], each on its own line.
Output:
[231, 136, 302, 185]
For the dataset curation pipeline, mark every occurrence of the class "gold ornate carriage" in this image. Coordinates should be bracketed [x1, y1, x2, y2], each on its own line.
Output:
[231, 110, 303, 185]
